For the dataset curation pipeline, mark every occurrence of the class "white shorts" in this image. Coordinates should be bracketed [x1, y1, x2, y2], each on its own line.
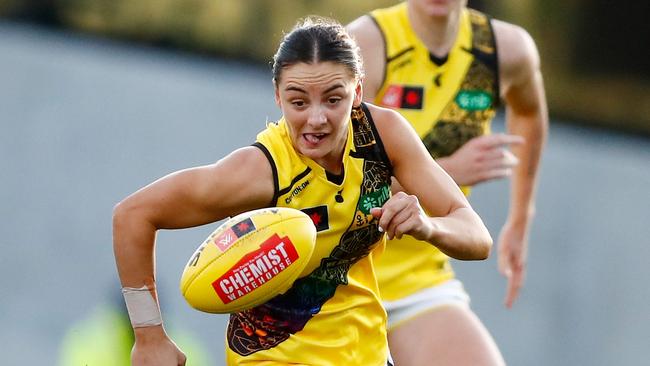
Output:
[383, 279, 471, 330]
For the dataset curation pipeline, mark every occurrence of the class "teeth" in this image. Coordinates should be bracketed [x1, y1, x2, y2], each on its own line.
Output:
[305, 134, 323, 143]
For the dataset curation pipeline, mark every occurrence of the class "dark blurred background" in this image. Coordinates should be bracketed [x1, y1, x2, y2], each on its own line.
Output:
[1, 0, 648, 135]
[1, 1, 649, 365]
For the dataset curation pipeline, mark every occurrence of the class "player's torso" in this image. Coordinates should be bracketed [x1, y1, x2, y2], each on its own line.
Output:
[372, 4, 499, 161]
[226, 104, 392, 365]
[370, 4, 500, 301]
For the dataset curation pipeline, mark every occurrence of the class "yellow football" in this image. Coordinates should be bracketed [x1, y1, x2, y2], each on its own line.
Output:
[180, 207, 317, 313]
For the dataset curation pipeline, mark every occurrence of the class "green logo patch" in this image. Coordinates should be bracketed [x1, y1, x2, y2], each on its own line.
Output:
[359, 184, 390, 214]
[455, 90, 492, 111]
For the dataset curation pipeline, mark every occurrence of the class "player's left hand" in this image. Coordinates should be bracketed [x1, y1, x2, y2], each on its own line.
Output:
[370, 192, 431, 241]
[497, 219, 529, 308]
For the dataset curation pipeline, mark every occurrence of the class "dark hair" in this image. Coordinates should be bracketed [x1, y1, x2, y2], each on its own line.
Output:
[272, 17, 363, 83]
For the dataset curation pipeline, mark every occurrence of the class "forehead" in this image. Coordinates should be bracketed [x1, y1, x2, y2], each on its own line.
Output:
[278, 61, 355, 88]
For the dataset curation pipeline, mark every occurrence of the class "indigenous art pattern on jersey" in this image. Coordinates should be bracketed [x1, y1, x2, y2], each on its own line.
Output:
[227, 105, 391, 356]
[421, 10, 499, 158]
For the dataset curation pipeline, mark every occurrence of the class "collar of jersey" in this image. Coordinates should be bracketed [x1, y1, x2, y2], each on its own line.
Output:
[280, 116, 353, 188]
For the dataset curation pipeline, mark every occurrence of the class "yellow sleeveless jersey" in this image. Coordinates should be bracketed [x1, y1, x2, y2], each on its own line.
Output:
[370, 3, 499, 301]
[225, 104, 393, 365]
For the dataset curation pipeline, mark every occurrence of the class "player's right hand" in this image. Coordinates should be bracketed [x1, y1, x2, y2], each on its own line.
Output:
[439, 134, 524, 186]
[370, 191, 431, 241]
[132, 326, 187, 366]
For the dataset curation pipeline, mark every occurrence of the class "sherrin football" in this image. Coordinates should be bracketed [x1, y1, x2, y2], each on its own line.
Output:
[180, 207, 317, 313]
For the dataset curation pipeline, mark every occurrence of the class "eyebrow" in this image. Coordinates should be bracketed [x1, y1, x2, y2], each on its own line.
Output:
[284, 84, 344, 94]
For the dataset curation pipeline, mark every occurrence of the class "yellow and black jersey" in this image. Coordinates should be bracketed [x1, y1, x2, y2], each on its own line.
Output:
[225, 103, 393, 365]
[370, 3, 499, 301]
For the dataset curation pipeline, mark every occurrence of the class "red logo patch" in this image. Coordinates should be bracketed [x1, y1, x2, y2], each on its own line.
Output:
[380, 85, 424, 110]
[212, 234, 300, 304]
[212, 218, 257, 252]
[381, 85, 404, 108]
[405, 90, 420, 106]
[214, 227, 238, 251]
[401, 86, 423, 109]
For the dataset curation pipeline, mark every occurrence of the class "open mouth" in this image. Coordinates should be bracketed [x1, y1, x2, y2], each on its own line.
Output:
[303, 133, 327, 145]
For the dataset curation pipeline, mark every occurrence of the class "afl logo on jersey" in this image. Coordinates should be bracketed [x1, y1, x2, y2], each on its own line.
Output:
[381, 85, 424, 110]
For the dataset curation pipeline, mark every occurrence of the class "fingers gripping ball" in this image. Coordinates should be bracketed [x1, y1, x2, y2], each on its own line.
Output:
[180, 207, 317, 313]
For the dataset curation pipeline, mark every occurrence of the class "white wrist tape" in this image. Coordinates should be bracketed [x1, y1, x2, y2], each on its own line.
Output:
[122, 285, 163, 328]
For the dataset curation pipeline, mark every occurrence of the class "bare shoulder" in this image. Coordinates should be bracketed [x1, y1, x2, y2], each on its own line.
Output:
[365, 103, 421, 161]
[346, 14, 383, 47]
[225, 145, 271, 166]
[365, 103, 409, 132]
[217, 146, 273, 185]
[347, 15, 385, 99]
[492, 20, 541, 90]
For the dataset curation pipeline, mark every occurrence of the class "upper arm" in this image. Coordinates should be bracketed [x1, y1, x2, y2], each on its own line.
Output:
[368, 104, 469, 216]
[493, 20, 547, 117]
[347, 15, 386, 101]
[116, 146, 275, 230]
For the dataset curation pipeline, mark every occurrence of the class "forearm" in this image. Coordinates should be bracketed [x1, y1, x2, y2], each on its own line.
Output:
[432, 156, 457, 183]
[506, 110, 547, 226]
[113, 201, 168, 337]
[427, 207, 493, 260]
[113, 202, 157, 287]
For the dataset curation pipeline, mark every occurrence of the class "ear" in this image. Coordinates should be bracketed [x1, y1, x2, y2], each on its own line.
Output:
[352, 79, 363, 107]
[274, 82, 281, 107]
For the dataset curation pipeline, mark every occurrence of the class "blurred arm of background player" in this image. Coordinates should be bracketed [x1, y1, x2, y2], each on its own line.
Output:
[491, 20, 547, 308]
[350, 16, 548, 308]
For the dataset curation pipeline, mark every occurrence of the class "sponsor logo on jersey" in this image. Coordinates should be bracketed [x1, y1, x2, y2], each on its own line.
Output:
[381, 85, 424, 110]
[284, 179, 310, 204]
[402, 87, 424, 109]
[359, 185, 390, 215]
[301, 205, 329, 232]
[213, 233, 299, 304]
[455, 90, 492, 111]
[213, 218, 256, 252]
[381, 85, 403, 108]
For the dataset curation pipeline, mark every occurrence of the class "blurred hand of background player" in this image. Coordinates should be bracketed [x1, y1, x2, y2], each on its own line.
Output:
[438, 134, 524, 186]
[498, 217, 529, 308]
[438, 132, 529, 308]
[388, 133, 530, 308]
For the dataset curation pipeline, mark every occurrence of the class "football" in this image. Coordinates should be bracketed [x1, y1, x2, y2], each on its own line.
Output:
[180, 207, 317, 313]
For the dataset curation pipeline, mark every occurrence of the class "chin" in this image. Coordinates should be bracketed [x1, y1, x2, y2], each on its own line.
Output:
[296, 143, 324, 160]
[428, 6, 452, 17]
[415, 0, 455, 17]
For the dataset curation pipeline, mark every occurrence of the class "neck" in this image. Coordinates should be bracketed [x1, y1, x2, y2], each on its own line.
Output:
[319, 143, 345, 175]
[407, 4, 463, 58]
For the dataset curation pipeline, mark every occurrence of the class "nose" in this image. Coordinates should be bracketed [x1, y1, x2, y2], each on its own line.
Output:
[307, 105, 327, 127]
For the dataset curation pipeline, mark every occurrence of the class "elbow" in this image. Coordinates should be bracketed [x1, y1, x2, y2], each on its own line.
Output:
[473, 226, 493, 260]
[112, 199, 131, 234]
[477, 235, 493, 260]
[443, 231, 492, 261]
[462, 230, 493, 261]
[112, 199, 131, 250]
[112, 197, 149, 247]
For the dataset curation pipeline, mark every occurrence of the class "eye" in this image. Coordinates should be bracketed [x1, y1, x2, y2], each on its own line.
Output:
[291, 100, 305, 107]
[328, 97, 342, 104]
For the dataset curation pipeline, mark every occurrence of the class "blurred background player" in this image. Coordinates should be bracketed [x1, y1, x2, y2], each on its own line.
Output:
[112, 17, 492, 365]
[348, 0, 548, 364]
